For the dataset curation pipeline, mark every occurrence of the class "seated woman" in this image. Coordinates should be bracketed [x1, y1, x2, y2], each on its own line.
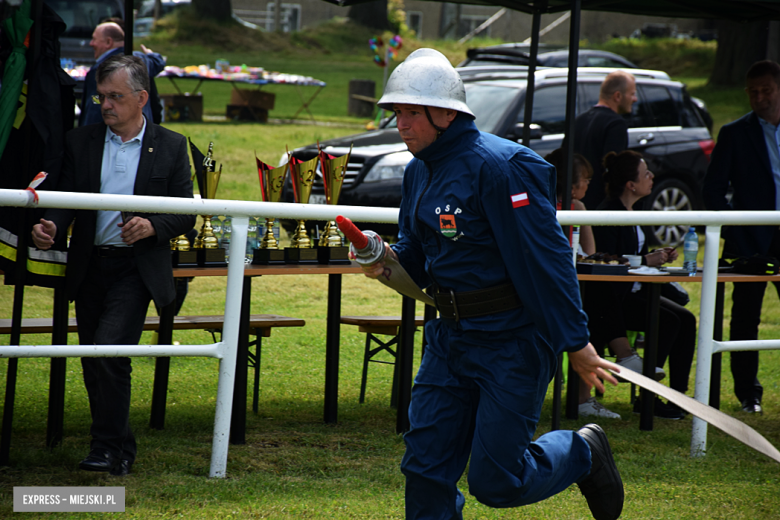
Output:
[546, 150, 622, 419]
[545, 149, 596, 256]
[585, 150, 696, 420]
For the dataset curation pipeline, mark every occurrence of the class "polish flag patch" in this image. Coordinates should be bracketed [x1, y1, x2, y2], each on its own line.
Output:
[511, 192, 529, 208]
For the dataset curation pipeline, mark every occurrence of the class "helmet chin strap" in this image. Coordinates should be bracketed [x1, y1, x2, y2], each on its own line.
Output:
[424, 106, 449, 137]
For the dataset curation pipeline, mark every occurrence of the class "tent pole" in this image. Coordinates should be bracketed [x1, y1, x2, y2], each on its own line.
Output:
[125, 0, 133, 54]
[521, 5, 543, 146]
[562, 0, 582, 422]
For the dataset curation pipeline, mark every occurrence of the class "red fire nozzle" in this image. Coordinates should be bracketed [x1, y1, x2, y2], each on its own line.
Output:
[336, 215, 385, 266]
[336, 215, 368, 249]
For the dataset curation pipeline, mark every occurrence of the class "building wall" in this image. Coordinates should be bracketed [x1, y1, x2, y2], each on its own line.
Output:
[232, 0, 714, 43]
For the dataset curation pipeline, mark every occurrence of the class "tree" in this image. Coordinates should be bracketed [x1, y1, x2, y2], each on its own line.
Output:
[192, 0, 232, 22]
[349, 0, 390, 31]
[709, 20, 772, 86]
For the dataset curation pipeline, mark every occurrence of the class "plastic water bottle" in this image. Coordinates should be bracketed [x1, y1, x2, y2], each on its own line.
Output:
[571, 225, 581, 265]
[683, 227, 698, 276]
[210, 216, 222, 247]
[222, 216, 232, 263]
[246, 217, 257, 263]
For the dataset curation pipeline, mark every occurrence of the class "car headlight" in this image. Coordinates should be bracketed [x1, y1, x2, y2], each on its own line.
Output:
[363, 151, 413, 183]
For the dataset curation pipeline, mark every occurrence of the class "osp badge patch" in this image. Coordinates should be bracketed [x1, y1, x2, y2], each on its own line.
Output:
[439, 214, 457, 238]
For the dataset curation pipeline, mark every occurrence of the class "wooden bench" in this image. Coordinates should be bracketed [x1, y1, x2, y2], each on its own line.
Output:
[340, 315, 424, 405]
[0, 313, 305, 420]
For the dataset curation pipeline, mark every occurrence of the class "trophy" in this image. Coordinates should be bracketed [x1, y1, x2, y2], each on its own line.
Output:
[317, 143, 353, 264]
[171, 232, 198, 267]
[191, 140, 227, 267]
[285, 152, 320, 264]
[253, 155, 289, 265]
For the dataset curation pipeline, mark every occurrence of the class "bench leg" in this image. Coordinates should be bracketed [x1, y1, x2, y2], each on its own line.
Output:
[359, 333, 371, 404]
[360, 333, 399, 405]
[249, 331, 262, 414]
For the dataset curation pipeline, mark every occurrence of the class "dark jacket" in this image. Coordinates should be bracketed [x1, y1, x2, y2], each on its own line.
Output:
[593, 197, 649, 259]
[573, 106, 629, 210]
[45, 122, 195, 307]
[703, 111, 778, 258]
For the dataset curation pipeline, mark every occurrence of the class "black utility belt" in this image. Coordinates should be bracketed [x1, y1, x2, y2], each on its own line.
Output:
[434, 282, 523, 321]
[93, 245, 134, 259]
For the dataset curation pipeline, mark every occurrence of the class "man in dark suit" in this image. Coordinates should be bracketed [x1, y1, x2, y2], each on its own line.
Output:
[703, 60, 780, 415]
[573, 71, 637, 210]
[31, 55, 195, 474]
[79, 21, 164, 126]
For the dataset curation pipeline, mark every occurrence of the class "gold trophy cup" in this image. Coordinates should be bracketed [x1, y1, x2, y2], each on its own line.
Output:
[193, 142, 227, 267]
[317, 144, 353, 264]
[253, 155, 289, 265]
[285, 153, 320, 264]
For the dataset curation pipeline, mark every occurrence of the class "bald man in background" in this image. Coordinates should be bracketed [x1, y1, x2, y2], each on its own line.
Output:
[79, 22, 165, 126]
[573, 71, 637, 210]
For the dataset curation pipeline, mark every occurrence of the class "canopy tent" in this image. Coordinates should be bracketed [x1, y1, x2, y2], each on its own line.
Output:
[325, 0, 780, 21]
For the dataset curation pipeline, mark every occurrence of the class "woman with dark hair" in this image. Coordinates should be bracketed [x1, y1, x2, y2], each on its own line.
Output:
[545, 148, 596, 256]
[585, 150, 696, 419]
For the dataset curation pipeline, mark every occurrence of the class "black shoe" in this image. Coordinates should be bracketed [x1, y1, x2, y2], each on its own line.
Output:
[109, 459, 133, 476]
[633, 397, 686, 420]
[665, 401, 689, 418]
[741, 398, 763, 414]
[576, 424, 624, 520]
[78, 450, 119, 473]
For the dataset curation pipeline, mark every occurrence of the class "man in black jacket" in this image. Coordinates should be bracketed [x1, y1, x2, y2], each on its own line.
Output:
[573, 71, 637, 210]
[31, 55, 195, 474]
[703, 60, 780, 415]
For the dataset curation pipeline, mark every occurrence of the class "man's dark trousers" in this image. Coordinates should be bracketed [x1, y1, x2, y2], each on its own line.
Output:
[729, 228, 780, 404]
[76, 254, 153, 464]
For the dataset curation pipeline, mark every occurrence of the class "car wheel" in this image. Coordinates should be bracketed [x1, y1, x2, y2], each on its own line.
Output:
[648, 179, 694, 247]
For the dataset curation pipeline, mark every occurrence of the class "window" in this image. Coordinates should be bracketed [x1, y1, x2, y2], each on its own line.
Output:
[457, 15, 490, 39]
[583, 56, 627, 68]
[407, 11, 423, 38]
[266, 3, 301, 32]
[642, 86, 679, 127]
[516, 85, 569, 135]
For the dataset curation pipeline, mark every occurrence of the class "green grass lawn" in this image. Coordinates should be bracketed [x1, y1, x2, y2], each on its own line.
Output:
[2, 25, 778, 518]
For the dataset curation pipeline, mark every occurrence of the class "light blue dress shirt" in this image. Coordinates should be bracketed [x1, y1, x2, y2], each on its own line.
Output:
[94, 118, 147, 246]
[758, 116, 780, 210]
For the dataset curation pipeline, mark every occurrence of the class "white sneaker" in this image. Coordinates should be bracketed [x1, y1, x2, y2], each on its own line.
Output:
[616, 352, 665, 381]
[579, 397, 621, 419]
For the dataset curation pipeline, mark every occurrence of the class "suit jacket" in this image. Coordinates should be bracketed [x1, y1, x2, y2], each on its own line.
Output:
[45, 122, 195, 307]
[703, 112, 778, 257]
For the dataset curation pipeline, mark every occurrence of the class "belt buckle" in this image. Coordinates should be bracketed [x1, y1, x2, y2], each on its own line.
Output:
[449, 289, 460, 322]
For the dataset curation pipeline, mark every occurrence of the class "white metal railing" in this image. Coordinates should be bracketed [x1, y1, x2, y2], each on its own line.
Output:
[2, 187, 780, 470]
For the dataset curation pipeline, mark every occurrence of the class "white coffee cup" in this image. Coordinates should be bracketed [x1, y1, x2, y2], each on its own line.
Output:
[624, 255, 642, 267]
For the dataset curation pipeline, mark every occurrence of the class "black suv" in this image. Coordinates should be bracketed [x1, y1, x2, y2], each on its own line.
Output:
[284, 66, 714, 246]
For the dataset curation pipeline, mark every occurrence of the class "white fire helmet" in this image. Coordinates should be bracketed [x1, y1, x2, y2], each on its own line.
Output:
[377, 48, 475, 119]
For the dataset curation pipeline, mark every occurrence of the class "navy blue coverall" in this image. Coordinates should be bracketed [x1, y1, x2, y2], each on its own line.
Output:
[391, 115, 593, 518]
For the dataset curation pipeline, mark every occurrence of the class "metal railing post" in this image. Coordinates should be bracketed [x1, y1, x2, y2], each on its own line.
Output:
[209, 217, 248, 478]
[691, 225, 722, 457]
